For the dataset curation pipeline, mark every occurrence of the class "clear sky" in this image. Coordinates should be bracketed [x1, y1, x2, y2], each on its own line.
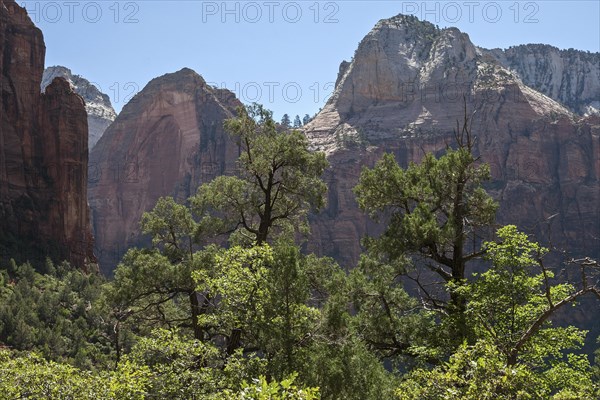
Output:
[25, 0, 600, 120]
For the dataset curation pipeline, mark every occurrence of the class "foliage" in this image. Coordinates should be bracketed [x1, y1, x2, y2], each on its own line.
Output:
[396, 340, 597, 400]
[461, 225, 586, 366]
[222, 374, 320, 400]
[353, 141, 496, 297]
[0, 259, 113, 369]
[105, 247, 203, 337]
[124, 328, 223, 399]
[192, 103, 328, 245]
[281, 113, 291, 128]
[396, 226, 599, 399]
[293, 114, 303, 128]
[107, 194, 225, 343]
[349, 253, 438, 364]
[193, 243, 344, 376]
[300, 339, 398, 400]
[354, 119, 497, 344]
[0, 348, 149, 399]
[140, 196, 198, 261]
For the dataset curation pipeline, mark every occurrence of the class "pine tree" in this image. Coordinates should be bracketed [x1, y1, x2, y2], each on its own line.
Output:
[293, 115, 302, 128]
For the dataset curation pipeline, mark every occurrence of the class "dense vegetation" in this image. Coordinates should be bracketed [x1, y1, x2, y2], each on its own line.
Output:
[1, 104, 598, 399]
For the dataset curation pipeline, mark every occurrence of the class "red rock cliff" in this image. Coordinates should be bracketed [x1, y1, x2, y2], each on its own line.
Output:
[88, 68, 242, 274]
[303, 15, 599, 268]
[0, 0, 95, 269]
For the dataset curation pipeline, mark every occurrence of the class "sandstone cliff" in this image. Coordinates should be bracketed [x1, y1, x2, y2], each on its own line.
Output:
[88, 14, 598, 276]
[303, 15, 599, 268]
[0, 0, 95, 269]
[42, 66, 117, 149]
[483, 45, 600, 115]
[88, 68, 242, 274]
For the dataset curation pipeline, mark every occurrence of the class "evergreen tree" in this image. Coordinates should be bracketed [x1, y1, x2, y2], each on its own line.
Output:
[396, 227, 599, 399]
[293, 114, 302, 128]
[302, 114, 311, 125]
[281, 113, 291, 128]
[354, 111, 497, 346]
[0, 259, 113, 369]
[194, 103, 328, 245]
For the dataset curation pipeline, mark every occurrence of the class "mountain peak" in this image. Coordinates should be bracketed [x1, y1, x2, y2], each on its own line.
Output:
[305, 13, 572, 155]
[145, 67, 207, 90]
[89, 67, 242, 273]
[42, 66, 117, 149]
[376, 13, 438, 30]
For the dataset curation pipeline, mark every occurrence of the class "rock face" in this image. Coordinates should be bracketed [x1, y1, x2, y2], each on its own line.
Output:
[88, 14, 598, 275]
[42, 66, 117, 149]
[483, 45, 600, 115]
[88, 68, 242, 274]
[0, 0, 95, 269]
[303, 15, 599, 268]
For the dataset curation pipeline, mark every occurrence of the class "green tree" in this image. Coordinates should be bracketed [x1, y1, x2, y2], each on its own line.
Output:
[0, 259, 113, 369]
[302, 114, 311, 125]
[396, 226, 600, 399]
[222, 374, 319, 400]
[105, 246, 217, 349]
[192, 241, 395, 400]
[293, 114, 302, 128]
[193, 243, 341, 373]
[281, 113, 291, 128]
[461, 226, 599, 367]
[354, 114, 497, 344]
[108, 104, 328, 346]
[124, 328, 223, 398]
[349, 254, 438, 364]
[192, 104, 328, 245]
[0, 348, 149, 399]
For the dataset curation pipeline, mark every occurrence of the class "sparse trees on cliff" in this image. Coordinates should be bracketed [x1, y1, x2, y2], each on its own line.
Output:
[281, 113, 291, 128]
[293, 114, 302, 128]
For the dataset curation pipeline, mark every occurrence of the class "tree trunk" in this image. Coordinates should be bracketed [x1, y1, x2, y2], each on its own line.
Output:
[189, 291, 204, 340]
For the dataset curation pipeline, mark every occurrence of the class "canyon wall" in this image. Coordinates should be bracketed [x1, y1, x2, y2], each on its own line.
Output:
[303, 15, 599, 268]
[88, 68, 242, 274]
[0, 0, 95, 269]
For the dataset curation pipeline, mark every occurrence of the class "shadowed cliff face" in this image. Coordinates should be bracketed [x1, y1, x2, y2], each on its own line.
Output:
[88, 68, 242, 274]
[303, 14, 599, 268]
[0, 0, 95, 269]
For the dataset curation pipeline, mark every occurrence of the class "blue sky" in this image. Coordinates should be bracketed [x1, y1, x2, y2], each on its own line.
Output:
[25, 1, 600, 119]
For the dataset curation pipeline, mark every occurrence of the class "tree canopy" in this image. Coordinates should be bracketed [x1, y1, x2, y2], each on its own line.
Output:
[0, 105, 598, 399]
